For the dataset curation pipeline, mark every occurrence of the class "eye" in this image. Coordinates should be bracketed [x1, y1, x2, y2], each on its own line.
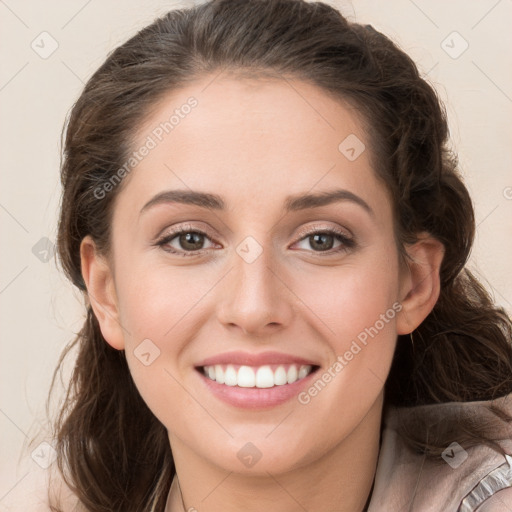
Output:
[154, 224, 217, 257]
[292, 227, 356, 254]
[154, 224, 356, 257]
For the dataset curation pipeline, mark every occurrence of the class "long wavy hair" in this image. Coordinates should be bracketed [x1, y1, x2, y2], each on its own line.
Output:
[44, 0, 512, 510]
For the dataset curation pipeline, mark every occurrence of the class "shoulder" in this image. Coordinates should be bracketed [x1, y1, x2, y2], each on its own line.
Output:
[0, 466, 81, 512]
[375, 395, 512, 512]
[477, 487, 512, 511]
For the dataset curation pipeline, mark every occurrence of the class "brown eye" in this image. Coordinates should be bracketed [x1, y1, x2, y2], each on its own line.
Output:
[176, 232, 206, 251]
[293, 228, 356, 254]
[156, 226, 217, 257]
[308, 233, 336, 251]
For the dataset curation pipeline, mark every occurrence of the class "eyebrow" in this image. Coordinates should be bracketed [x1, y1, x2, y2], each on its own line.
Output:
[140, 188, 374, 217]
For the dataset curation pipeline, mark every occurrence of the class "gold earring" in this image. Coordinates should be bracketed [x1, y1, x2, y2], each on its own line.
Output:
[410, 331, 415, 351]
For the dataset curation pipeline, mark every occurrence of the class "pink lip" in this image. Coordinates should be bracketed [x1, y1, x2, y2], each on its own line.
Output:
[195, 350, 319, 368]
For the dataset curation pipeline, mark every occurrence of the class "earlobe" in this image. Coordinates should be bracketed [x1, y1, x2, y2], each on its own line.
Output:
[396, 232, 445, 335]
[80, 236, 125, 350]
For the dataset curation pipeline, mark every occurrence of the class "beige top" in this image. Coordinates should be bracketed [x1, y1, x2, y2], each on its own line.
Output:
[3, 395, 512, 511]
[367, 393, 512, 511]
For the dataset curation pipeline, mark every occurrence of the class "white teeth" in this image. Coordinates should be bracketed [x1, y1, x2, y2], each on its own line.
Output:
[298, 366, 310, 380]
[237, 366, 255, 387]
[224, 365, 237, 386]
[255, 365, 274, 388]
[274, 366, 288, 386]
[202, 363, 314, 388]
[214, 364, 225, 384]
[287, 365, 298, 384]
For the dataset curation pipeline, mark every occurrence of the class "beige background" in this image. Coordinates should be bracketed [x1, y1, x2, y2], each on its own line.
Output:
[1, 0, 511, 501]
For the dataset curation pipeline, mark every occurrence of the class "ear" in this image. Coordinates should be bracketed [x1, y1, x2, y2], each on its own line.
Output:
[396, 232, 445, 335]
[80, 235, 125, 350]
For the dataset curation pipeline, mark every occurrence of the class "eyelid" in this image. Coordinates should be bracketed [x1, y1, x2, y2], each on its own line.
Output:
[154, 221, 355, 256]
[155, 222, 217, 243]
[155, 222, 352, 244]
[293, 221, 353, 241]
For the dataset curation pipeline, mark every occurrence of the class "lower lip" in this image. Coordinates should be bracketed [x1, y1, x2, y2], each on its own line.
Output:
[196, 368, 319, 409]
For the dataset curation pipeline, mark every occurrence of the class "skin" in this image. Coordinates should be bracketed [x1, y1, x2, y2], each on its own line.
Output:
[81, 73, 444, 512]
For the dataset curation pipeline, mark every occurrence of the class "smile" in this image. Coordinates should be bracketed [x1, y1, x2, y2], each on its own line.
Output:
[201, 363, 316, 388]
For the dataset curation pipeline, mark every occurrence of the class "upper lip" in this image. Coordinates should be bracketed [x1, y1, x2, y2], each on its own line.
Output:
[196, 351, 320, 368]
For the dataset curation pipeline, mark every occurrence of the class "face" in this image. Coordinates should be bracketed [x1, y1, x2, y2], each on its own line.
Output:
[82, 74, 441, 476]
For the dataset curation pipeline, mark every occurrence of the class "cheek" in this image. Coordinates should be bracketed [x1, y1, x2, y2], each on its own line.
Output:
[290, 250, 400, 411]
[297, 251, 400, 344]
[115, 260, 213, 342]
[113, 263, 225, 425]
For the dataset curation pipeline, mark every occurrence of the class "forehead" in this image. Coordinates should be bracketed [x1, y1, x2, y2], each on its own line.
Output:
[116, 74, 391, 222]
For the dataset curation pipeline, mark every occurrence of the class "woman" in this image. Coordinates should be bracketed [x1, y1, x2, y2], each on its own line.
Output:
[15, 0, 512, 510]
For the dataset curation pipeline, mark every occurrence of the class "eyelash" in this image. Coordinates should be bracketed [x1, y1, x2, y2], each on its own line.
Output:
[154, 223, 356, 258]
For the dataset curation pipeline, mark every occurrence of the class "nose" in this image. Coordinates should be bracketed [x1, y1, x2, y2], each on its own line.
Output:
[216, 243, 295, 337]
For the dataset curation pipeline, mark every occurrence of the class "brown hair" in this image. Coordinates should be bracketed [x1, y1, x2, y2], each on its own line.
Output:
[47, 0, 512, 510]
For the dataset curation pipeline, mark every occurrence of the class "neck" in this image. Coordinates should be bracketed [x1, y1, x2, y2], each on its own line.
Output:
[167, 394, 383, 512]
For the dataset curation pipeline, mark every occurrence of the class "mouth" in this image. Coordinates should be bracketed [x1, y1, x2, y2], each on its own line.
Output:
[196, 363, 320, 388]
[193, 350, 322, 409]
